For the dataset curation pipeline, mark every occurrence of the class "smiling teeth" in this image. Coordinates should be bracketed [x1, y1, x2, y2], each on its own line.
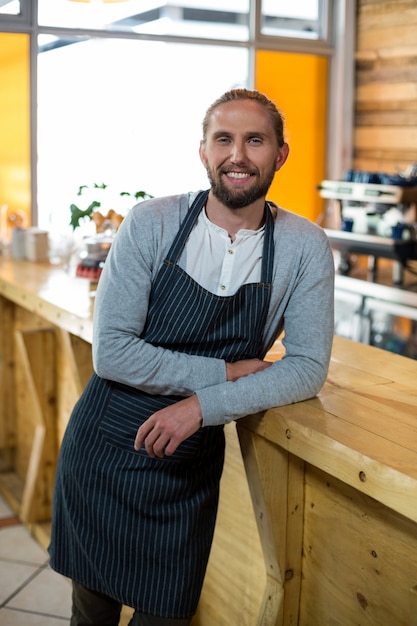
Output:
[227, 172, 250, 178]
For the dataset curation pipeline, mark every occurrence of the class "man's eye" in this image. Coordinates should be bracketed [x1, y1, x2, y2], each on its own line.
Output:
[217, 137, 230, 144]
[249, 137, 262, 145]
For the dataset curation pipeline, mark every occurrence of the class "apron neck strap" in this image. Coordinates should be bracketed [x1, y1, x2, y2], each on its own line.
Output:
[165, 190, 210, 263]
[165, 190, 275, 285]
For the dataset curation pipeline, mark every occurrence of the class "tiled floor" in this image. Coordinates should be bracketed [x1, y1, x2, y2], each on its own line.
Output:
[0, 493, 72, 625]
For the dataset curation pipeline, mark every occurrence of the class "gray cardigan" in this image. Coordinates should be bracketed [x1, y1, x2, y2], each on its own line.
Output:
[93, 191, 335, 427]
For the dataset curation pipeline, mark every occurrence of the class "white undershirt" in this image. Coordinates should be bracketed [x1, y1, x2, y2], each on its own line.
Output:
[185, 208, 265, 296]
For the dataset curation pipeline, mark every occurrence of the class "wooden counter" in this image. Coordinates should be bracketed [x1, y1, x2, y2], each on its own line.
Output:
[1, 257, 417, 625]
[0, 258, 95, 532]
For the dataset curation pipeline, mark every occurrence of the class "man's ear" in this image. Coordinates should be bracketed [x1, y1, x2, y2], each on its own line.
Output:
[275, 143, 290, 172]
[199, 140, 207, 167]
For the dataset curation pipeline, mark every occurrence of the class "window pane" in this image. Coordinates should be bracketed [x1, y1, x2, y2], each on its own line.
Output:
[261, 0, 323, 40]
[38, 0, 249, 42]
[0, 0, 21, 16]
[37, 37, 248, 231]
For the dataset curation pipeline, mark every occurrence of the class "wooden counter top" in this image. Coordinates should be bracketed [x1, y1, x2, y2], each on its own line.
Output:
[0, 256, 94, 343]
[244, 337, 417, 523]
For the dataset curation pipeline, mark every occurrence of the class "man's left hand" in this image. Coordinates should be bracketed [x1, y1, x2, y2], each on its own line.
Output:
[134, 395, 203, 458]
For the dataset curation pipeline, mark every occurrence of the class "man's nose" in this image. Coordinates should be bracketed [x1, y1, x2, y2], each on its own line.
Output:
[230, 141, 247, 163]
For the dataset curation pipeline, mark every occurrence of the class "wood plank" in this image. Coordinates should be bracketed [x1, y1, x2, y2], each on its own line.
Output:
[273, 396, 417, 479]
[354, 0, 417, 171]
[355, 110, 417, 127]
[242, 403, 417, 523]
[357, 23, 417, 51]
[238, 427, 287, 625]
[331, 336, 417, 382]
[356, 82, 417, 104]
[14, 327, 57, 522]
[20, 425, 46, 523]
[55, 329, 93, 443]
[282, 454, 305, 626]
[356, 44, 417, 62]
[356, 99, 417, 112]
[319, 385, 417, 453]
[357, 4, 417, 32]
[195, 423, 265, 626]
[355, 126, 417, 150]
[0, 471, 24, 513]
[0, 259, 94, 344]
[0, 296, 16, 456]
[299, 465, 417, 626]
[356, 66, 417, 86]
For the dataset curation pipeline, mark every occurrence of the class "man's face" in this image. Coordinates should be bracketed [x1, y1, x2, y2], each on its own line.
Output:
[199, 99, 288, 209]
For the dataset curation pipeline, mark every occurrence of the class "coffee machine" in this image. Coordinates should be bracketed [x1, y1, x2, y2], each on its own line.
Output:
[318, 173, 417, 284]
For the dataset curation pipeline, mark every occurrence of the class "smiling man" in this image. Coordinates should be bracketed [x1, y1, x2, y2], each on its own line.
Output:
[200, 92, 289, 215]
[49, 89, 335, 626]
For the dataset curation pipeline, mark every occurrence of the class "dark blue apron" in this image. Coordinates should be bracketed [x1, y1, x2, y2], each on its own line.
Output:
[49, 190, 274, 619]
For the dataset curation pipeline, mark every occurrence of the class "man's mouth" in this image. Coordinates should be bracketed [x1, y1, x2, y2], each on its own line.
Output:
[223, 170, 255, 181]
[226, 171, 251, 179]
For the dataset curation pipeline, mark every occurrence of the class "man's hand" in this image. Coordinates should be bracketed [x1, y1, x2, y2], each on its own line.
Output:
[134, 395, 202, 458]
[226, 358, 272, 382]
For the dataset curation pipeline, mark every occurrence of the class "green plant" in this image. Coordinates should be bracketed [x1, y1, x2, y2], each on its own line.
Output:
[69, 182, 153, 230]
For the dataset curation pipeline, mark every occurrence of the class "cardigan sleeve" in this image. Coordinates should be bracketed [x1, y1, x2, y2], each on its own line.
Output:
[196, 221, 335, 426]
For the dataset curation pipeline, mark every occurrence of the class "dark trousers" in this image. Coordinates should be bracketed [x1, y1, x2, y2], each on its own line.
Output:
[71, 581, 193, 626]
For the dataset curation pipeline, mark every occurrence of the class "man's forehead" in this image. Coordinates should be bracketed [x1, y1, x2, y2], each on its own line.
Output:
[207, 100, 273, 130]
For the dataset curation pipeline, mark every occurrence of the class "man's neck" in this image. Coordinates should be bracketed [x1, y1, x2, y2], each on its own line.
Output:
[205, 192, 266, 242]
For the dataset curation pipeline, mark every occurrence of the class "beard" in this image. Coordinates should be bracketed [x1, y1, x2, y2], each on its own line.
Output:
[206, 164, 276, 209]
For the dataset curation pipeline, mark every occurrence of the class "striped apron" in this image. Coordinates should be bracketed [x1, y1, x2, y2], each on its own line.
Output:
[49, 190, 275, 619]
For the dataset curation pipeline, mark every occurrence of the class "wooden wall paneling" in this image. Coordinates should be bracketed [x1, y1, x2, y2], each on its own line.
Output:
[14, 326, 57, 523]
[354, 0, 417, 173]
[299, 464, 417, 626]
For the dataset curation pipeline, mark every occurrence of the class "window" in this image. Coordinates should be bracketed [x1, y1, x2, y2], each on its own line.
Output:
[0, 1, 21, 16]
[261, 0, 329, 43]
[0, 1, 354, 230]
[37, 36, 248, 230]
[0, 0, 30, 21]
[38, 0, 250, 42]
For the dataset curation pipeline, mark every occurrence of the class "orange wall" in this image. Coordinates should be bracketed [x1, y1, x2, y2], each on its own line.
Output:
[0, 32, 31, 243]
[255, 50, 328, 223]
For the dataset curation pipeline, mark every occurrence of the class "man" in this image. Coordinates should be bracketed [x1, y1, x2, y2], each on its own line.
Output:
[49, 88, 334, 626]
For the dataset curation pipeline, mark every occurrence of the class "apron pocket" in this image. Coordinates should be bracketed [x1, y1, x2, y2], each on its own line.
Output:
[98, 381, 203, 460]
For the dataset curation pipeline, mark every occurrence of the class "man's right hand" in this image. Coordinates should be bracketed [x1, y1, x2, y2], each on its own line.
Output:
[226, 358, 272, 382]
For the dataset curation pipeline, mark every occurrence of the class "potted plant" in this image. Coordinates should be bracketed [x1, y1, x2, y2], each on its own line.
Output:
[68, 182, 153, 280]
[69, 182, 153, 231]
